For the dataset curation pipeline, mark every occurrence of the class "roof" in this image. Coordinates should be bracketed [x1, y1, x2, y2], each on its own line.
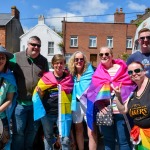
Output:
[0, 13, 13, 25]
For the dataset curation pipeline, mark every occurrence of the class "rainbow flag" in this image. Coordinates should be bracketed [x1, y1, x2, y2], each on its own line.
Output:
[32, 71, 73, 137]
[86, 59, 136, 130]
[131, 126, 150, 150]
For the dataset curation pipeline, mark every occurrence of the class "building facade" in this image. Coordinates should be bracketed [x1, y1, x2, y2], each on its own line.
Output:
[20, 15, 63, 68]
[0, 6, 24, 53]
[63, 8, 137, 67]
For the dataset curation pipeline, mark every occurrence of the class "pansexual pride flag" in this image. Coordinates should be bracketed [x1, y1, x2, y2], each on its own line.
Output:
[32, 71, 73, 137]
[86, 59, 136, 130]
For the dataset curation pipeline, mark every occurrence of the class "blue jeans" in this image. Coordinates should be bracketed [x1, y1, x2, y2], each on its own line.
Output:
[11, 104, 38, 150]
[41, 114, 71, 150]
[100, 114, 132, 150]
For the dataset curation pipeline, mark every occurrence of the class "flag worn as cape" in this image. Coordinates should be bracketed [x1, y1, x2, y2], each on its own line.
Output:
[0, 70, 17, 124]
[71, 63, 94, 111]
[87, 59, 136, 130]
[32, 71, 74, 137]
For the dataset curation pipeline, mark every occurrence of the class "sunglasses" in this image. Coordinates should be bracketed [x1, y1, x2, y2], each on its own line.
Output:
[139, 36, 150, 40]
[99, 53, 110, 57]
[128, 68, 143, 75]
[74, 58, 84, 62]
[29, 43, 41, 48]
[0, 56, 6, 60]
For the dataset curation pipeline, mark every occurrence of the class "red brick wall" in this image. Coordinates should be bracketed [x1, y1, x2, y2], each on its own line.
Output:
[0, 27, 6, 47]
[63, 22, 137, 65]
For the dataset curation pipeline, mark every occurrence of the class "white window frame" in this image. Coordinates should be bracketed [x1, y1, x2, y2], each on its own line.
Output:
[107, 36, 113, 48]
[126, 37, 132, 48]
[48, 41, 54, 55]
[89, 36, 97, 48]
[70, 36, 78, 47]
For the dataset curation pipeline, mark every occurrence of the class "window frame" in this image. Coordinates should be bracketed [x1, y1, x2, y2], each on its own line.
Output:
[48, 41, 54, 55]
[126, 37, 132, 48]
[89, 36, 97, 48]
[107, 36, 113, 48]
[70, 36, 78, 47]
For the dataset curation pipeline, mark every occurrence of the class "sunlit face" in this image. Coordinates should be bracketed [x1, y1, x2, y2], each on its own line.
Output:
[128, 63, 145, 82]
[138, 31, 150, 53]
[53, 60, 65, 75]
[0, 53, 7, 72]
[27, 39, 41, 58]
[99, 47, 113, 66]
[74, 53, 85, 73]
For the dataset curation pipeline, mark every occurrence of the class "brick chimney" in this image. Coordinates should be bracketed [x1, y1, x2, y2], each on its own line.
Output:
[114, 8, 125, 23]
[11, 6, 20, 20]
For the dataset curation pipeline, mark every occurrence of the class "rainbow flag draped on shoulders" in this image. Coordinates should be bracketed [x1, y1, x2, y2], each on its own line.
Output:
[71, 63, 94, 111]
[32, 71, 74, 137]
[86, 59, 136, 130]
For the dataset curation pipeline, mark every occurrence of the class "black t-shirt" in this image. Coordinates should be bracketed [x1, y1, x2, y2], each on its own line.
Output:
[128, 79, 150, 128]
[42, 72, 66, 115]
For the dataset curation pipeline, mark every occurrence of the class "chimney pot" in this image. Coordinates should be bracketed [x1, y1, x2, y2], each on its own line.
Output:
[120, 8, 123, 13]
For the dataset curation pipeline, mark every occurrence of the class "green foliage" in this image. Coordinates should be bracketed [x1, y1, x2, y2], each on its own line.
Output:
[136, 20, 143, 27]
[118, 52, 130, 61]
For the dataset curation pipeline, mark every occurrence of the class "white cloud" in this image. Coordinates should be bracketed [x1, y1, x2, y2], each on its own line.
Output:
[68, 0, 110, 15]
[32, 5, 39, 10]
[45, 0, 112, 31]
[128, 1, 146, 11]
[45, 8, 84, 31]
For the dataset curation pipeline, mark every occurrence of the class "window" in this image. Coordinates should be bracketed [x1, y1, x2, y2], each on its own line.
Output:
[65, 53, 72, 64]
[22, 45, 25, 51]
[107, 37, 113, 48]
[126, 37, 132, 48]
[48, 42, 54, 55]
[70, 36, 78, 47]
[89, 36, 97, 48]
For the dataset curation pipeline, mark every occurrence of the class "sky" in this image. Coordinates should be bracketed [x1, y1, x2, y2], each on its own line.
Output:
[1, 0, 150, 32]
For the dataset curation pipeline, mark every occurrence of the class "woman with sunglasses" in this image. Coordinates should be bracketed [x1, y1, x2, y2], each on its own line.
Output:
[113, 61, 150, 149]
[0, 46, 17, 149]
[68, 51, 97, 150]
[86, 46, 136, 150]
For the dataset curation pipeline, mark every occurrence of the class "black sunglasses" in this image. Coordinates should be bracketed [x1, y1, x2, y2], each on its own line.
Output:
[74, 58, 84, 62]
[29, 43, 41, 48]
[99, 53, 110, 57]
[128, 68, 143, 75]
[139, 36, 150, 40]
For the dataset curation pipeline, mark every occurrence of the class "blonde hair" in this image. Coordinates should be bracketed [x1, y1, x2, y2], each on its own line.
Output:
[99, 46, 113, 55]
[68, 51, 88, 75]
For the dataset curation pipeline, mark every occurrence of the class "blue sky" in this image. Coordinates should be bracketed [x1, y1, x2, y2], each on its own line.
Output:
[1, 0, 150, 32]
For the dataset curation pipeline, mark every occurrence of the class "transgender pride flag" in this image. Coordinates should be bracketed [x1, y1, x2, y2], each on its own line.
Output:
[86, 59, 136, 130]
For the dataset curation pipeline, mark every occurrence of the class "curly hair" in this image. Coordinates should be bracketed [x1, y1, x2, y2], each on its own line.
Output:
[68, 51, 88, 75]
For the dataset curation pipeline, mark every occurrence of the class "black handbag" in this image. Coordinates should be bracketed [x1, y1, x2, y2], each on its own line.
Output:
[96, 102, 113, 126]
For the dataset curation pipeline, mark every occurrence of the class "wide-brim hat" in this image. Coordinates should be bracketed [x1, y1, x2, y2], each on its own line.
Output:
[0, 46, 14, 59]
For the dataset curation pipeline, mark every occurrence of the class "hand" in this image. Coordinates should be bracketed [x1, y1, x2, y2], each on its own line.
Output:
[112, 83, 122, 98]
[36, 86, 44, 96]
[99, 106, 109, 115]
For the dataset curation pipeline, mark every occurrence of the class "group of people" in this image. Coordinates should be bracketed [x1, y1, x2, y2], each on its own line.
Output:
[0, 26, 150, 150]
